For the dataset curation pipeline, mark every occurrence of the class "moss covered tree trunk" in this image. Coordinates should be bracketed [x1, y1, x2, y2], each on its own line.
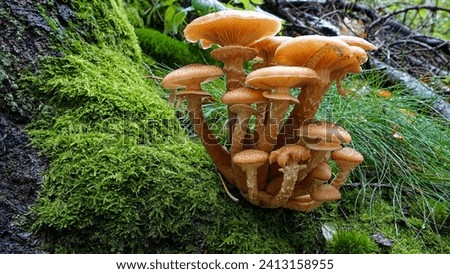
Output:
[0, 0, 75, 253]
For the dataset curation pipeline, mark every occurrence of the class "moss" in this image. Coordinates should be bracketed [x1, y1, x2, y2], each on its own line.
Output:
[325, 230, 379, 254]
[318, 189, 450, 254]
[68, 0, 142, 60]
[135, 28, 216, 67]
[123, 0, 151, 28]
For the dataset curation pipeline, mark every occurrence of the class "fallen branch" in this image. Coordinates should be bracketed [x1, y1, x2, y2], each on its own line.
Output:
[371, 58, 450, 120]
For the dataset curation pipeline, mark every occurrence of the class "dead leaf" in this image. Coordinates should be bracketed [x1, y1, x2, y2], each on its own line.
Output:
[377, 89, 392, 97]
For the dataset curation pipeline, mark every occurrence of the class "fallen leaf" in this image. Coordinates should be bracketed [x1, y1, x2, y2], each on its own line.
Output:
[321, 222, 337, 241]
[377, 89, 392, 97]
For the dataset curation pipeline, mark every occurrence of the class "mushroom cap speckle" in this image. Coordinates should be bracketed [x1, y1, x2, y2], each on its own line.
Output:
[221, 87, 267, 105]
[184, 10, 282, 49]
[331, 147, 364, 163]
[246, 66, 320, 89]
[162, 64, 223, 90]
[232, 149, 269, 166]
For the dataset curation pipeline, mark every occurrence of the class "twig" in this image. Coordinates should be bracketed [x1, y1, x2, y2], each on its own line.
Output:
[368, 5, 450, 33]
[217, 169, 239, 203]
[144, 75, 163, 80]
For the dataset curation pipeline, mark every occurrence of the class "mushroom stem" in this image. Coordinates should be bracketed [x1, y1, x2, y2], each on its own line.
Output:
[293, 81, 331, 126]
[258, 88, 292, 152]
[185, 96, 234, 183]
[296, 150, 330, 184]
[211, 46, 257, 91]
[253, 103, 268, 145]
[270, 163, 305, 207]
[329, 160, 361, 190]
[230, 111, 252, 156]
[241, 166, 260, 205]
[211, 46, 257, 143]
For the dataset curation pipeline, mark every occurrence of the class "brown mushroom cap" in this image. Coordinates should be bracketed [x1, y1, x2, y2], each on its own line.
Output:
[297, 121, 352, 144]
[229, 104, 259, 116]
[274, 35, 351, 69]
[310, 184, 341, 201]
[249, 36, 293, 65]
[232, 149, 269, 167]
[331, 147, 364, 164]
[221, 87, 267, 105]
[269, 144, 311, 167]
[162, 64, 223, 90]
[336, 35, 378, 51]
[184, 10, 282, 49]
[246, 66, 320, 89]
[309, 162, 332, 181]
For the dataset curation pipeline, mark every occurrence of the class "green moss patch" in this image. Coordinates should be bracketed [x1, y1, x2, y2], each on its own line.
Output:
[135, 27, 216, 67]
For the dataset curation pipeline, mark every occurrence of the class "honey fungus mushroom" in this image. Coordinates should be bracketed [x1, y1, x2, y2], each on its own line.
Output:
[232, 149, 269, 206]
[330, 147, 364, 190]
[295, 121, 352, 184]
[267, 144, 311, 207]
[274, 35, 376, 125]
[221, 87, 267, 156]
[162, 64, 235, 183]
[184, 9, 282, 91]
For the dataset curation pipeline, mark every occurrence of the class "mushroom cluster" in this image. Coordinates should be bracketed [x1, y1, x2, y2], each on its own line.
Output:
[161, 10, 377, 212]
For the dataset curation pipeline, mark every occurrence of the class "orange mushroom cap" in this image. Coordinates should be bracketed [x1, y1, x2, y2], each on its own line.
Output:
[184, 10, 282, 49]
[246, 66, 320, 89]
[232, 149, 269, 168]
[162, 64, 223, 90]
[274, 35, 351, 68]
[331, 147, 364, 164]
[336, 35, 378, 51]
[221, 87, 268, 105]
[249, 36, 293, 66]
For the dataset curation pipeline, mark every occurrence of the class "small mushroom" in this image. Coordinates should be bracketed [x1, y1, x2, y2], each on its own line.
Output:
[232, 149, 269, 205]
[162, 64, 235, 183]
[330, 147, 364, 190]
[292, 161, 332, 197]
[221, 87, 267, 156]
[267, 144, 311, 207]
[310, 184, 341, 202]
[295, 121, 351, 184]
[246, 66, 320, 152]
